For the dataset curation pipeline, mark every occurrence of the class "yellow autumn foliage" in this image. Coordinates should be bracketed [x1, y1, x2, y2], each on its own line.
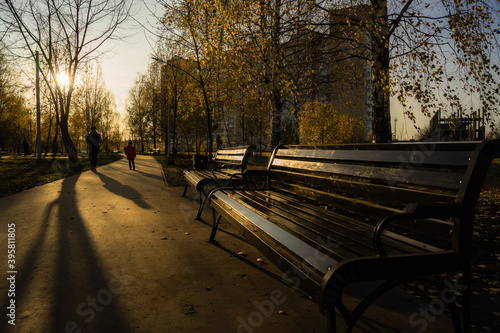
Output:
[299, 101, 364, 144]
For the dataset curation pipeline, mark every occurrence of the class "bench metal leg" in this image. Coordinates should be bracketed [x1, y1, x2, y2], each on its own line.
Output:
[327, 309, 337, 333]
[209, 208, 222, 243]
[196, 191, 211, 220]
[182, 180, 188, 197]
[462, 265, 472, 333]
[195, 191, 204, 220]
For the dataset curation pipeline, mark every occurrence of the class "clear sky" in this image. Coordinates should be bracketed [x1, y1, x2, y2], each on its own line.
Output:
[99, 0, 159, 119]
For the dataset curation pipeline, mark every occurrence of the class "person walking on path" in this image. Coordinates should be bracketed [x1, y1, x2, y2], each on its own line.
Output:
[23, 138, 30, 156]
[125, 140, 136, 170]
[86, 126, 102, 171]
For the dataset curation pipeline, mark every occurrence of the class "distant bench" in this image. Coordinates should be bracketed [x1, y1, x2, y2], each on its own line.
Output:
[182, 145, 255, 219]
[208, 140, 500, 333]
[0, 151, 7, 159]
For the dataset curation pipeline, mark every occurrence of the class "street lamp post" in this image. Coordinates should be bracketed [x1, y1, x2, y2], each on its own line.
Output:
[36, 51, 41, 160]
[393, 117, 398, 141]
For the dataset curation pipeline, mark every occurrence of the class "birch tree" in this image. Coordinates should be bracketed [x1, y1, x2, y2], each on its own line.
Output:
[3, 0, 132, 167]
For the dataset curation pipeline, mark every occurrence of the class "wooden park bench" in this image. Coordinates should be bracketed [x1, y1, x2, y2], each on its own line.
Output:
[182, 145, 255, 219]
[207, 140, 500, 333]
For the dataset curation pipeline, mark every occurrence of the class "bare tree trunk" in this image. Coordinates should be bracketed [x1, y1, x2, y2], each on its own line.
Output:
[45, 104, 54, 157]
[199, 74, 213, 158]
[59, 104, 80, 167]
[241, 108, 245, 145]
[270, 90, 282, 147]
[172, 100, 178, 156]
[293, 113, 300, 145]
[371, 0, 392, 142]
[53, 116, 59, 157]
[270, 0, 282, 148]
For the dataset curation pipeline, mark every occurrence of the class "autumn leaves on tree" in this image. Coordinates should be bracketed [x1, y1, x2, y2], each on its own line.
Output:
[4, 0, 499, 158]
[143, 0, 500, 148]
[2, 0, 132, 164]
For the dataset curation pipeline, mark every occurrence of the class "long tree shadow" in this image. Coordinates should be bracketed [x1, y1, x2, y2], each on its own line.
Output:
[94, 170, 153, 209]
[51, 173, 132, 332]
[0, 174, 132, 332]
[0, 188, 53, 332]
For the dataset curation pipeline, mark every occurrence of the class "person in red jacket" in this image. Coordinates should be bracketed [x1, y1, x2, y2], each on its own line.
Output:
[124, 140, 136, 170]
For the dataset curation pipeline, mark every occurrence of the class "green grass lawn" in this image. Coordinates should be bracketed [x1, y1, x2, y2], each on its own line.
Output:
[0, 153, 122, 198]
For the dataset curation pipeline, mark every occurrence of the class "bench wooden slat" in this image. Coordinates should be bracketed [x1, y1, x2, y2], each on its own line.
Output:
[210, 192, 330, 289]
[227, 190, 377, 260]
[228, 189, 446, 257]
[272, 180, 401, 217]
[214, 154, 245, 160]
[214, 147, 252, 167]
[271, 169, 457, 205]
[215, 148, 250, 155]
[275, 148, 474, 167]
[265, 187, 454, 242]
[272, 158, 465, 189]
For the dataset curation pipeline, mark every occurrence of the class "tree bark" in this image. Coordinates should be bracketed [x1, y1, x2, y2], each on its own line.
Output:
[270, 89, 283, 147]
[270, 0, 283, 148]
[371, 0, 392, 142]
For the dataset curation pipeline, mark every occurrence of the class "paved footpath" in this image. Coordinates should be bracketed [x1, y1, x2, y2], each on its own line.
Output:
[0, 155, 454, 333]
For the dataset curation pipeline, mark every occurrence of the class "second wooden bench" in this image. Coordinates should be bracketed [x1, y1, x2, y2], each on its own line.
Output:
[182, 145, 255, 219]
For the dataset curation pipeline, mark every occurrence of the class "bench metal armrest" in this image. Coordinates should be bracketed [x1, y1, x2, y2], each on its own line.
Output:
[373, 202, 463, 257]
[209, 169, 244, 185]
[211, 169, 267, 184]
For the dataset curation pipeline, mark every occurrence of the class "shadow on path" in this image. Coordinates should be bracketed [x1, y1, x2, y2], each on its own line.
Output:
[51, 174, 132, 332]
[1, 174, 133, 333]
[133, 169, 165, 183]
[94, 170, 153, 209]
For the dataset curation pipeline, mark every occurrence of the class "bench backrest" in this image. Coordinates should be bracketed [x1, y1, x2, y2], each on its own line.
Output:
[213, 145, 256, 171]
[266, 140, 500, 252]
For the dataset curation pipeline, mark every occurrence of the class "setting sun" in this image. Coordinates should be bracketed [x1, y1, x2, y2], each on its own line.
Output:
[56, 73, 70, 87]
